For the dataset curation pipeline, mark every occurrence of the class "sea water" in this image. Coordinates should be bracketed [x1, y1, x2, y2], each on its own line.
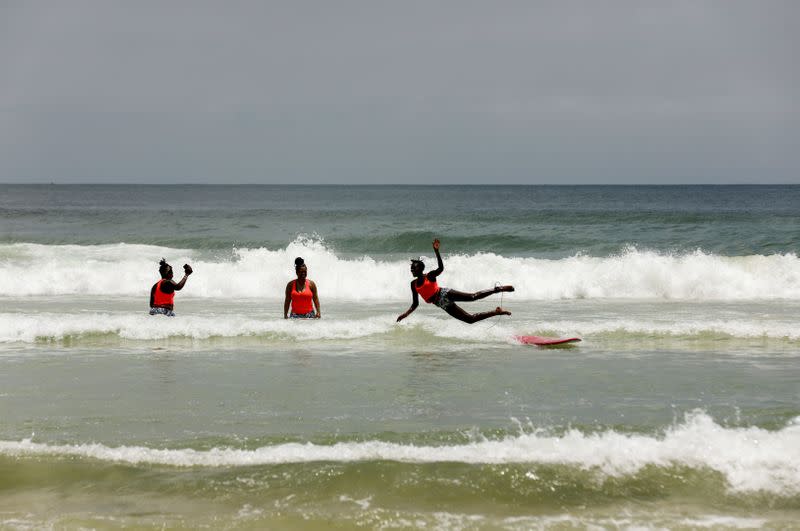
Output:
[0, 185, 799, 529]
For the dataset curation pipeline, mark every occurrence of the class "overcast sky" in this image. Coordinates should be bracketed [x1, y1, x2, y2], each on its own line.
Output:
[0, 1, 797, 184]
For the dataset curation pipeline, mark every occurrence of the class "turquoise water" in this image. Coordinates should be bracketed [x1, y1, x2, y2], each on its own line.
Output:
[1, 185, 799, 528]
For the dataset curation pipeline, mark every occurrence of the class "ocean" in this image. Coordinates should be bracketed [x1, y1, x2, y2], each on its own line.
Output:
[0, 184, 798, 529]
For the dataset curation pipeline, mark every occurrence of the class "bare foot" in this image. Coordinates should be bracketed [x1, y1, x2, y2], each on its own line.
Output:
[495, 306, 511, 316]
[494, 285, 515, 293]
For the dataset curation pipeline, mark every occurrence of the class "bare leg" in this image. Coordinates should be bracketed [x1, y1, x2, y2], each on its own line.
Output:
[444, 304, 511, 324]
[446, 285, 514, 303]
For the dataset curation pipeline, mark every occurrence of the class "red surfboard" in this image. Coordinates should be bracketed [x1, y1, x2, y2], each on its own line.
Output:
[515, 335, 581, 346]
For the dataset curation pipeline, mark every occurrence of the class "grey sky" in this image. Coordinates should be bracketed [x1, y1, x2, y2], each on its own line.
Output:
[0, 1, 797, 184]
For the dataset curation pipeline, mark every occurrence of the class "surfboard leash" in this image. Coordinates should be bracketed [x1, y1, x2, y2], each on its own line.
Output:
[495, 281, 506, 309]
[485, 281, 508, 331]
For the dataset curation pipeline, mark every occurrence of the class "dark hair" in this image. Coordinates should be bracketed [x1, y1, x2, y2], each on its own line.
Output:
[411, 259, 425, 269]
[295, 257, 305, 270]
[158, 258, 170, 275]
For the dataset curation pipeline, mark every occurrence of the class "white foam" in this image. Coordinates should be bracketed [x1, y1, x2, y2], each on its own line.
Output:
[1, 412, 798, 494]
[0, 313, 398, 343]
[531, 318, 800, 341]
[502, 514, 767, 530]
[2, 311, 800, 343]
[1, 241, 800, 301]
[676, 516, 768, 529]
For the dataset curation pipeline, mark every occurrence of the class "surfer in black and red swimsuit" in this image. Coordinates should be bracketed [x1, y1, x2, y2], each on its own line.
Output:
[396, 239, 514, 324]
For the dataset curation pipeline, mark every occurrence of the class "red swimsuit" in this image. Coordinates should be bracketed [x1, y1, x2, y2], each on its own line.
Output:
[415, 276, 440, 304]
[290, 280, 314, 314]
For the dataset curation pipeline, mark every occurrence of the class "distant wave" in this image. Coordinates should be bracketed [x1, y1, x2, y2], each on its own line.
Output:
[2, 412, 798, 495]
[1, 239, 800, 300]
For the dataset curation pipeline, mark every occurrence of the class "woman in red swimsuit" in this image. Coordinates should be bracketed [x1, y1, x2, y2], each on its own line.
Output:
[284, 257, 321, 319]
[149, 258, 193, 316]
[397, 239, 513, 324]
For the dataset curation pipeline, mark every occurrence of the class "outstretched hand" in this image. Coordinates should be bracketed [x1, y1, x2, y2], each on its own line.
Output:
[183, 264, 193, 275]
[432, 238, 440, 251]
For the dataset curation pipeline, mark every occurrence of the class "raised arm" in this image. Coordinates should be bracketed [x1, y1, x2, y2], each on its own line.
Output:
[160, 264, 193, 295]
[171, 264, 193, 291]
[396, 281, 420, 322]
[428, 238, 444, 279]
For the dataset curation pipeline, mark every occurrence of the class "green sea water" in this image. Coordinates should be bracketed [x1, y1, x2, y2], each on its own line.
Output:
[1, 185, 799, 529]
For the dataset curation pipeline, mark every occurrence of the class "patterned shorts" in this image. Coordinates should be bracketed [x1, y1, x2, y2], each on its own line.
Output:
[433, 288, 453, 309]
[290, 311, 316, 319]
[149, 307, 176, 317]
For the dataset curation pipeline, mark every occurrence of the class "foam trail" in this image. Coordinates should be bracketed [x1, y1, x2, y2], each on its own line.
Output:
[0, 313, 397, 343]
[3, 311, 800, 344]
[4, 310, 800, 344]
[531, 319, 800, 341]
[1, 241, 800, 300]
[2, 413, 798, 494]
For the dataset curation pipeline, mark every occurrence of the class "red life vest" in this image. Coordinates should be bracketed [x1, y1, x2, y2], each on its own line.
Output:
[152, 280, 175, 308]
[415, 276, 440, 303]
[291, 280, 314, 314]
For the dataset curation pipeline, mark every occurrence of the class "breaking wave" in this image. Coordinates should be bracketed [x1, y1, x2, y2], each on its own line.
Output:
[2, 412, 799, 495]
[1, 240, 800, 300]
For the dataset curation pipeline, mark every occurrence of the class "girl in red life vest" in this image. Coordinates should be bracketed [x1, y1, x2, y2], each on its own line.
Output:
[284, 257, 321, 319]
[397, 239, 513, 324]
[149, 258, 193, 316]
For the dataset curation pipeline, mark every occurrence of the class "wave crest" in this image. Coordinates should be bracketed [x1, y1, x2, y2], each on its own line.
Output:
[1, 240, 799, 300]
[2, 412, 798, 494]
